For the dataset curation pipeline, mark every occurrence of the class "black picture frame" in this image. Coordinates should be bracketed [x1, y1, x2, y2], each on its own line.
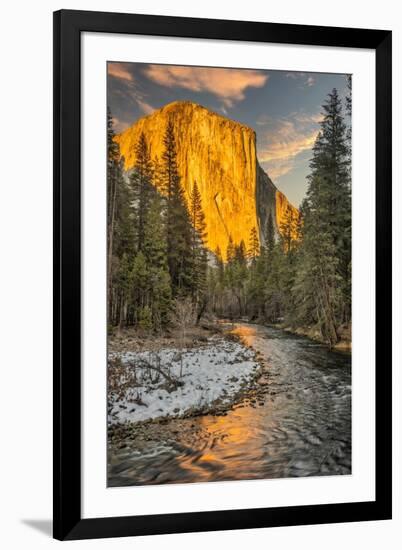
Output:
[53, 9, 392, 541]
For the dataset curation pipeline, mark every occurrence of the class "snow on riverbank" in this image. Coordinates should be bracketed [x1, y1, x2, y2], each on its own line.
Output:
[108, 337, 259, 425]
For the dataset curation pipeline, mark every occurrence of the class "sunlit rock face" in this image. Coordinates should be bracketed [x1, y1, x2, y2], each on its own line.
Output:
[115, 101, 298, 258]
[275, 188, 300, 237]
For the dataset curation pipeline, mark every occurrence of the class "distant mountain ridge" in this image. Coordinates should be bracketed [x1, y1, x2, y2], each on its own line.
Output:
[115, 101, 299, 257]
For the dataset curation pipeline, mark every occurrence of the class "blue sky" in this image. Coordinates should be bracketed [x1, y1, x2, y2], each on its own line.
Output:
[107, 62, 349, 207]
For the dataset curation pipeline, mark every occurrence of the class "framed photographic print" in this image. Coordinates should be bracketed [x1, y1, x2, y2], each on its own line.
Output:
[53, 9, 392, 540]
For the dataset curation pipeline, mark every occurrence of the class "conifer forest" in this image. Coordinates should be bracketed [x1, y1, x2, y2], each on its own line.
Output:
[107, 63, 352, 486]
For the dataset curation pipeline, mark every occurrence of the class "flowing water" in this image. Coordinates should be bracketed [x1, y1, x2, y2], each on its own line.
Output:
[108, 323, 351, 486]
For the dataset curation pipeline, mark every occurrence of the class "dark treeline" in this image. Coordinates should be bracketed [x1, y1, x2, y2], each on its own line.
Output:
[107, 112, 208, 333]
[209, 87, 351, 347]
[108, 86, 351, 348]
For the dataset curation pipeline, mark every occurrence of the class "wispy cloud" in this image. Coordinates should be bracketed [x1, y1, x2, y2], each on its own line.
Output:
[136, 99, 154, 115]
[108, 63, 155, 117]
[257, 111, 322, 181]
[108, 63, 134, 82]
[286, 71, 316, 89]
[112, 116, 130, 133]
[292, 111, 323, 124]
[143, 65, 268, 108]
[263, 158, 296, 180]
[259, 122, 317, 161]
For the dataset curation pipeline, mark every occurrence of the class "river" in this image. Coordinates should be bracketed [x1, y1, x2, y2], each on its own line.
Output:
[108, 323, 351, 486]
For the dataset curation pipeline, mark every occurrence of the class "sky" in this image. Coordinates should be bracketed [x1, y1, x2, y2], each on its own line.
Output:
[107, 62, 350, 207]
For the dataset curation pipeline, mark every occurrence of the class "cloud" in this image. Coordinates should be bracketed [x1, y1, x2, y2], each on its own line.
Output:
[108, 63, 134, 82]
[292, 111, 323, 124]
[257, 111, 322, 181]
[143, 65, 268, 107]
[262, 158, 295, 180]
[285, 72, 316, 88]
[136, 99, 155, 115]
[259, 122, 317, 162]
[108, 64, 155, 117]
[117, 88, 155, 116]
[112, 117, 130, 133]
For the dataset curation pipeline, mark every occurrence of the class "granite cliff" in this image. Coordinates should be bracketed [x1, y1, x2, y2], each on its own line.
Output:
[115, 101, 298, 258]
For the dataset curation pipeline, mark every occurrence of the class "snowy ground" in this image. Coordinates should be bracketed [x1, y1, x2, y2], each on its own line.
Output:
[108, 337, 260, 425]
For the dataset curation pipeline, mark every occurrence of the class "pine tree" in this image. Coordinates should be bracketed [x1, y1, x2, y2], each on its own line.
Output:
[131, 251, 148, 317]
[129, 132, 153, 252]
[115, 252, 134, 328]
[247, 227, 260, 263]
[344, 76, 352, 322]
[189, 180, 208, 319]
[107, 116, 146, 328]
[292, 88, 351, 345]
[162, 118, 194, 294]
[138, 305, 153, 331]
[311, 88, 351, 322]
[265, 210, 275, 254]
[280, 206, 297, 253]
[263, 242, 286, 323]
[225, 239, 248, 318]
[143, 192, 172, 329]
[152, 155, 164, 194]
[151, 269, 172, 331]
[214, 246, 225, 283]
[345, 75, 352, 120]
[308, 89, 350, 238]
[161, 118, 179, 201]
[226, 235, 235, 264]
[247, 247, 268, 320]
[189, 181, 207, 244]
[107, 108, 122, 319]
[235, 240, 247, 267]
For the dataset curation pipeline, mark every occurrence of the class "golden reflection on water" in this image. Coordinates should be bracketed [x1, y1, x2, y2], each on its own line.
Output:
[109, 323, 352, 484]
[229, 324, 258, 347]
[176, 323, 276, 479]
[178, 403, 275, 479]
[203, 409, 253, 446]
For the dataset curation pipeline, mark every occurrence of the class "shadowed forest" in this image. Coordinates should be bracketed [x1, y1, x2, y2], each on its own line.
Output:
[108, 84, 351, 349]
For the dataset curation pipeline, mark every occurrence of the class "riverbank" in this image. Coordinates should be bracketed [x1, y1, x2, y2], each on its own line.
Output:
[108, 323, 268, 440]
[107, 317, 351, 447]
[278, 323, 351, 352]
[108, 322, 351, 485]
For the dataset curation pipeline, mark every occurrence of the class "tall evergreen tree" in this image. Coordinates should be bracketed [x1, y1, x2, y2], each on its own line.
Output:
[129, 132, 153, 252]
[311, 88, 351, 321]
[293, 88, 351, 345]
[189, 181, 207, 244]
[263, 242, 286, 323]
[214, 246, 225, 283]
[161, 118, 179, 201]
[344, 76, 352, 321]
[162, 118, 194, 294]
[107, 108, 122, 317]
[235, 240, 247, 267]
[226, 235, 235, 264]
[280, 206, 298, 253]
[247, 227, 260, 263]
[189, 180, 208, 318]
[265, 210, 275, 254]
[225, 239, 248, 318]
[143, 193, 172, 330]
[107, 144, 134, 325]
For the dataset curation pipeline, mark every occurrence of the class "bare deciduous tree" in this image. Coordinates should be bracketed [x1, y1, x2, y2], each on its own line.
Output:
[169, 297, 195, 377]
